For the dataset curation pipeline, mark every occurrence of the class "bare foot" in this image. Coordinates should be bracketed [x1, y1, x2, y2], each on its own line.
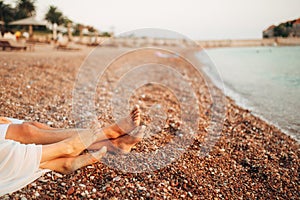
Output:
[89, 126, 145, 154]
[70, 146, 107, 172]
[63, 105, 141, 157]
[102, 105, 141, 139]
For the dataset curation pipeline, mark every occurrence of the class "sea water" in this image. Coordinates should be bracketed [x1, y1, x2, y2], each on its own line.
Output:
[196, 46, 300, 142]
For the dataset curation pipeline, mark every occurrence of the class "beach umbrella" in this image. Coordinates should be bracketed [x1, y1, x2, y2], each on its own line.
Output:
[8, 16, 46, 37]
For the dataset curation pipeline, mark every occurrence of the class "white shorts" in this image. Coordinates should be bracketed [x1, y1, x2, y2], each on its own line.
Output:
[0, 117, 50, 196]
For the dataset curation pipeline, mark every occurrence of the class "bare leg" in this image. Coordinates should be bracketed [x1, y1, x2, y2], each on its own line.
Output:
[39, 106, 141, 162]
[88, 126, 145, 154]
[40, 126, 100, 162]
[5, 105, 141, 145]
[23, 121, 55, 130]
[40, 126, 143, 174]
[40, 147, 107, 174]
[5, 123, 74, 144]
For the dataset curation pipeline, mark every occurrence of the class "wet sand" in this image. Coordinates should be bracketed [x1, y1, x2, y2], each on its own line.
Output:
[0, 44, 299, 199]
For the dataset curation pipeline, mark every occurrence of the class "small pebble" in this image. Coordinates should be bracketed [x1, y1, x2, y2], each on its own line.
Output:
[67, 187, 75, 195]
[47, 121, 54, 126]
[113, 176, 121, 182]
[34, 191, 40, 197]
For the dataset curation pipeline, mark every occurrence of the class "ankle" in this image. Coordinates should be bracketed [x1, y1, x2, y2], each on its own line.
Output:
[62, 139, 75, 156]
[102, 126, 118, 139]
[61, 158, 75, 174]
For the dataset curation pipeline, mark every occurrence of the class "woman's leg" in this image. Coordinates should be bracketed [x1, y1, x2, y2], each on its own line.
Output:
[40, 126, 144, 174]
[24, 121, 55, 130]
[39, 147, 107, 174]
[5, 105, 141, 145]
[40, 126, 101, 162]
[5, 123, 75, 144]
[39, 106, 141, 162]
[6, 123, 94, 145]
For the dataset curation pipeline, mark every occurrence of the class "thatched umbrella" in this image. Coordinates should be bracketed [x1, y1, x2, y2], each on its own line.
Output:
[8, 16, 46, 38]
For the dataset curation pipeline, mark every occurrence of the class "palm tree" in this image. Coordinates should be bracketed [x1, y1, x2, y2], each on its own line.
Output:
[0, 1, 15, 33]
[16, 0, 36, 19]
[63, 17, 73, 41]
[45, 5, 64, 25]
[45, 5, 65, 40]
[0, 1, 15, 24]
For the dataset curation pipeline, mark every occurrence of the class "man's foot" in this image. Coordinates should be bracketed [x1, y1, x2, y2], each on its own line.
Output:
[89, 126, 145, 154]
[102, 105, 141, 139]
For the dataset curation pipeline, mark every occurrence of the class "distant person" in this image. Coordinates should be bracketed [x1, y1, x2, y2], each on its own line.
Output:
[15, 31, 21, 41]
[3, 31, 16, 41]
[90, 36, 96, 44]
[56, 32, 69, 47]
[0, 106, 144, 195]
[22, 32, 29, 40]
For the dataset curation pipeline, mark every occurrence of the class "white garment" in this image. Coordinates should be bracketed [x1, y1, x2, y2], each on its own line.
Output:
[0, 118, 50, 196]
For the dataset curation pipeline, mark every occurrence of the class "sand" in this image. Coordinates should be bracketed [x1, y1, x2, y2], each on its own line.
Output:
[0, 44, 299, 199]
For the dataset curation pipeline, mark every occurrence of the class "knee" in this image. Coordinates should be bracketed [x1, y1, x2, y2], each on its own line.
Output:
[5, 123, 42, 144]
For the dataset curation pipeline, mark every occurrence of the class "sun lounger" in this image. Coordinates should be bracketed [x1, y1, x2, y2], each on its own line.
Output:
[0, 39, 27, 51]
[56, 43, 81, 51]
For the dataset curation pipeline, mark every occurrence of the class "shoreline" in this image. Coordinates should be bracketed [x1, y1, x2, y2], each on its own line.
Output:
[194, 48, 300, 143]
[1, 45, 299, 199]
[30, 35, 300, 49]
[92, 36, 300, 48]
[197, 37, 300, 48]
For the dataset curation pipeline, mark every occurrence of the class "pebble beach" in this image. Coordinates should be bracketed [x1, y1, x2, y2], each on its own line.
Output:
[0, 44, 299, 199]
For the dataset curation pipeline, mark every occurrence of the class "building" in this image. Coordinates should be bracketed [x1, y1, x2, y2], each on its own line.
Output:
[293, 18, 300, 37]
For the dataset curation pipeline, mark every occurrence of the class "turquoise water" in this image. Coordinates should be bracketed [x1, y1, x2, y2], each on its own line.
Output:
[197, 46, 300, 142]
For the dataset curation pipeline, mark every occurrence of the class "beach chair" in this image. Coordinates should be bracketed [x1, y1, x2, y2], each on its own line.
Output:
[55, 42, 81, 51]
[0, 39, 27, 51]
